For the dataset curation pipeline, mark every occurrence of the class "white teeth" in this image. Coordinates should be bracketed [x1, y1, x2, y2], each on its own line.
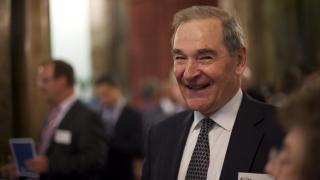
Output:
[187, 84, 210, 89]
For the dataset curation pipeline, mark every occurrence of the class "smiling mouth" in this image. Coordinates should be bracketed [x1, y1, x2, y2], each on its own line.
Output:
[185, 83, 212, 90]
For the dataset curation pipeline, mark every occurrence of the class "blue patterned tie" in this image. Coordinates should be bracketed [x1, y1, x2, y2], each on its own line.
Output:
[186, 118, 214, 180]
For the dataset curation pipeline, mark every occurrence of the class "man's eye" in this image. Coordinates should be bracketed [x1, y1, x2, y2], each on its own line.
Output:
[199, 56, 213, 60]
[174, 56, 186, 60]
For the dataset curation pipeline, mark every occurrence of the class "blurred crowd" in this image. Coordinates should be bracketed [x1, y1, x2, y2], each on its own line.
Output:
[1, 1, 319, 180]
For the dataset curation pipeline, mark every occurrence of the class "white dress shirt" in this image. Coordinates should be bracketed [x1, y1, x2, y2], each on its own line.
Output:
[177, 89, 243, 180]
[101, 97, 126, 137]
[101, 97, 126, 126]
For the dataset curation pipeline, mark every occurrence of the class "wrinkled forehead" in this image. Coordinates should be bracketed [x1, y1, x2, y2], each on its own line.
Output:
[174, 18, 223, 43]
[172, 19, 226, 56]
[174, 18, 223, 36]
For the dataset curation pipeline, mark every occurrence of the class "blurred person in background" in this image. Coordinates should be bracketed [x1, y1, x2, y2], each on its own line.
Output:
[265, 76, 320, 180]
[241, 66, 266, 102]
[93, 74, 143, 180]
[139, 77, 162, 111]
[1, 60, 107, 180]
[142, 72, 186, 138]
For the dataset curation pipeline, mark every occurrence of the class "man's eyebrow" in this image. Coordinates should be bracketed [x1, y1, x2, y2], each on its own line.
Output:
[171, 48, 218, 56]
[171, 49, 184, 55]
[197, 48, 217, 56]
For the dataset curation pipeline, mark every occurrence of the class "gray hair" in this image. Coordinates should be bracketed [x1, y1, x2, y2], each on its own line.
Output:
[172, 6, 246, 55]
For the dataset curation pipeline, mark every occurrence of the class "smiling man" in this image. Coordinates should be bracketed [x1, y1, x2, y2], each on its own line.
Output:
[142, 6, 284, 180]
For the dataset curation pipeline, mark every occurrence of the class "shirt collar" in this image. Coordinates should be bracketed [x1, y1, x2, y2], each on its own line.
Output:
[193, 89, 243, 132]
[56, 93, 77, 114]
[111, 97, 126, 120]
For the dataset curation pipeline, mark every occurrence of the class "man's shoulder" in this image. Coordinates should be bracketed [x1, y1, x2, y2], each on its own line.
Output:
[121, 104, 142, 119]
[66, 100, 101, 122]
[123, 104, 140, 113]
[242, 94, 276, 114]
[71, 100, 96, 114]
[152, 110, 192, 131]
[242, 94, 284, 136]
[146, 110, 193, 148]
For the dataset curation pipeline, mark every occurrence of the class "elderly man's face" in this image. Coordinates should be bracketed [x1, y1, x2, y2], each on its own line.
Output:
[172, 18, 246, 116]
[265, 127, 305, 180]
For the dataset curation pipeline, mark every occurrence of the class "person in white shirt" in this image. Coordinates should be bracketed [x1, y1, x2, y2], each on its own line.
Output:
[94, 74, 143, 180]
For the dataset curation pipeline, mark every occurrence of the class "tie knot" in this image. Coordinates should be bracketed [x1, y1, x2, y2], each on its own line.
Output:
[201, 117, 214, 130]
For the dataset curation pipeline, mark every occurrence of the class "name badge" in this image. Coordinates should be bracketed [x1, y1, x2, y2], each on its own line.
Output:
[238, 172, 274, 180]
[54, 129, 72, 145]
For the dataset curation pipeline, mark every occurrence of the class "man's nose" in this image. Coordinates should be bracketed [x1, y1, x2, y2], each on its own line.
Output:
[184, 59, 200, 81]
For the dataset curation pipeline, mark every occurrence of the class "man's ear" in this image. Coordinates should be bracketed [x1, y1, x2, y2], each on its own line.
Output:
[235, 47, 247, 75]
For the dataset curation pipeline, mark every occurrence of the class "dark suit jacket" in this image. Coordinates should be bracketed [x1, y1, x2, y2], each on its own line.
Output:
[41, 100, 107, 180]
[103, 105, 143, 180]
[142, 94, 285, 180]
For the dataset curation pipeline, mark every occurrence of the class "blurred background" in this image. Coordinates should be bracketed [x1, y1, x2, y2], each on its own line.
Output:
[0, 0, 319, 164]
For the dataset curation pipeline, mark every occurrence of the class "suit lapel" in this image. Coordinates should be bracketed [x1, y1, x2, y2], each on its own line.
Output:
[164, 111, 194, 179]
[113, 105, 127, 133]
[46, 101, 79, 155]
[219, 95, 266, 180]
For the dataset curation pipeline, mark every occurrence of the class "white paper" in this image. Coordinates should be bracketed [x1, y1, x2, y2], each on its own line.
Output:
[54, 129, 72, 144]
[238, 172, 275, 180]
